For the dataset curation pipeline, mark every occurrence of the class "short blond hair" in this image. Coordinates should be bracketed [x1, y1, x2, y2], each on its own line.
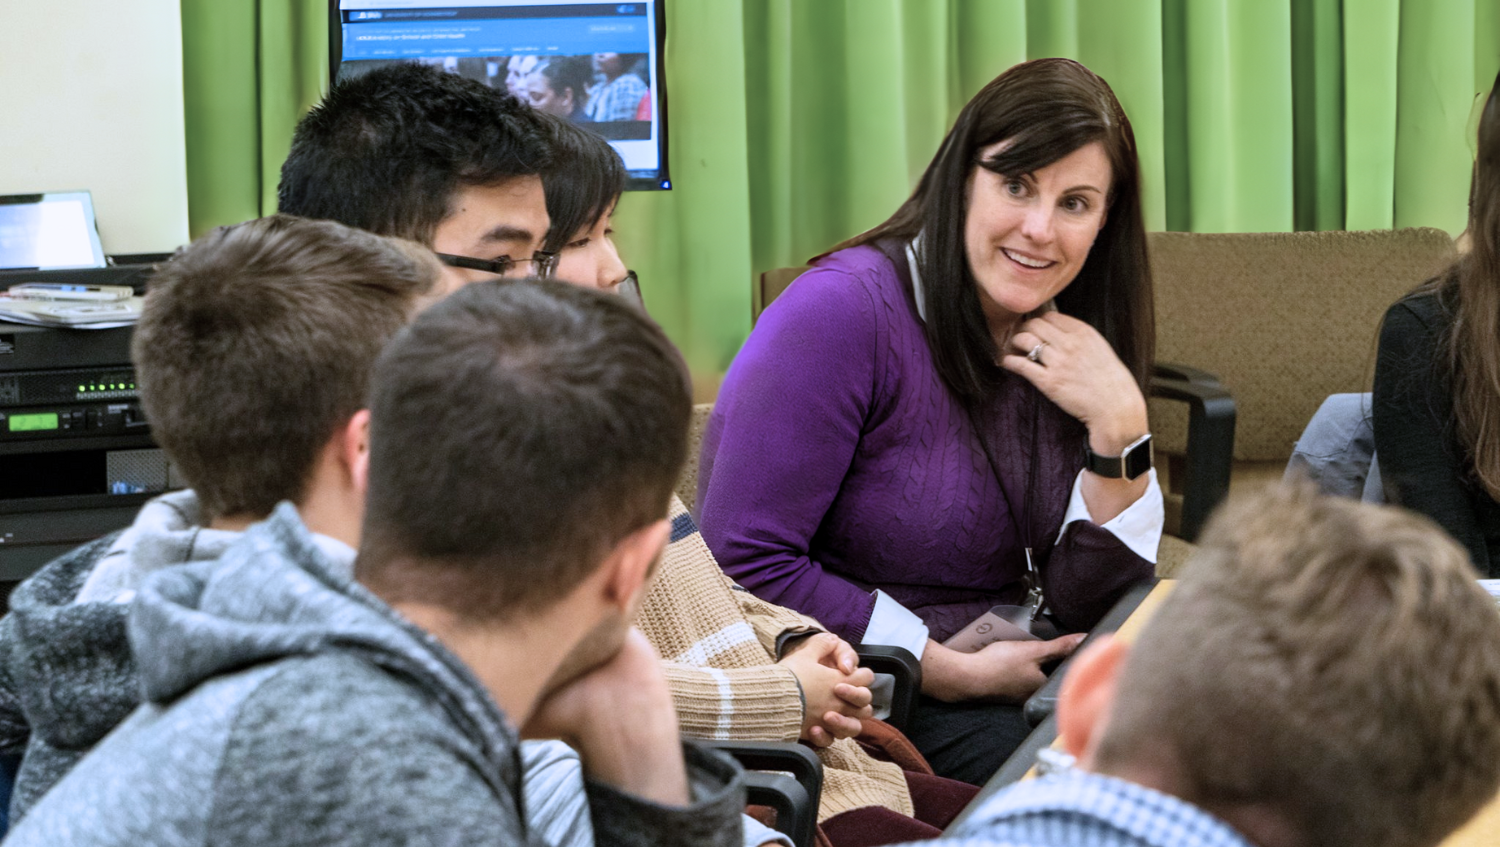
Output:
[1095, 484, 1500, 847]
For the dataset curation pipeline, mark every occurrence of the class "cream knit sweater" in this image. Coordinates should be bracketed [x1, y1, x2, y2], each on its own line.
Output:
[639, 496, 913, 821]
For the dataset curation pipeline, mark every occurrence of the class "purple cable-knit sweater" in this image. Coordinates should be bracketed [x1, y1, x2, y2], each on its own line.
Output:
[698, 244, 1152, 643]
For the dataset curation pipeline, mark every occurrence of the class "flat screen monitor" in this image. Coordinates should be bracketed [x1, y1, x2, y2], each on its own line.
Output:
[0, 192, 107, 272]
[331, 1, 670, 191]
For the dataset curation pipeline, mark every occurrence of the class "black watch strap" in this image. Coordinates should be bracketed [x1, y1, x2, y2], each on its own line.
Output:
[1085, 433, 1153, 481]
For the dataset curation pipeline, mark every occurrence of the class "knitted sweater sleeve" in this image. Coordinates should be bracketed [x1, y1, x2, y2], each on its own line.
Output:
[731, 586, 822, 657]
[698, 266, 886, 642]
[662, 662, 804, 742]
[1373, 296, 1491, 569]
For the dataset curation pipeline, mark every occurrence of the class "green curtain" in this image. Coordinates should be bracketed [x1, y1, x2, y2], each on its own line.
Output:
[181, 0, 327, 234]
[180, 0, 1500, 377]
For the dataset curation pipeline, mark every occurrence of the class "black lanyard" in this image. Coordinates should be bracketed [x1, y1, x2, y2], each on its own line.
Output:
[966, 392, 1045, 621]
[878, 236, 1046, 619]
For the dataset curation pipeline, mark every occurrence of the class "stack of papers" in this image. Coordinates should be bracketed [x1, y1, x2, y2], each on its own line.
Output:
[0, 295, 142, 329]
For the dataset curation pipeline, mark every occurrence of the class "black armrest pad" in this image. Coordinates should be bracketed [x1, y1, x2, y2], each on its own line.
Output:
[705, 740, 822, 784]
[710, 741, 822, 846]
[1152, 361, 1224, 387]
[744, 772, 816, 846]
[1149, 375, 1235, 409]
[1023, 579, 1157, 727]
[856, 645, 923, 729]
[1148, 373, 1237, 541]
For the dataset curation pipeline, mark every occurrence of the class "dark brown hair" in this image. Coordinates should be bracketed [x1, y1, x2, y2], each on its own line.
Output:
[133, 215, 439, 521]
[356, 279, 692, 620]
[278, 62, 552, 246]
[826, 58, 1154, 403]
[540, 114, 626, 254]
[1437, 71, 1500, 499]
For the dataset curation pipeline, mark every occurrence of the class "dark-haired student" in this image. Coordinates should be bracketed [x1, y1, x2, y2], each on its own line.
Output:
[698, 58, 1162, 785]
[542, 116, 984, 845]
[279, 64, 794, 847]
[1374, 70, 1500, 577]
[0, 217, 440, 825]
[5, 279, 745, 846]
[524, 56, 594, 123]
[279, 61, 556, 290]
[585, 52, 649, 123]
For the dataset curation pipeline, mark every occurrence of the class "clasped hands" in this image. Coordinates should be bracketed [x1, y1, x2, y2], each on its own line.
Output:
[777, 631, 876, 747]
[516, 626, 875, 809]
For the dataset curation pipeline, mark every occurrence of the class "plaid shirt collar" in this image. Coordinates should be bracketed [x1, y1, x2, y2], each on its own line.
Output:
[950, 769, 1258, 847]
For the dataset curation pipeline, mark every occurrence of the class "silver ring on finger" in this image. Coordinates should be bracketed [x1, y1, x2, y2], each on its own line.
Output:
[1027, 341, 1049, 365]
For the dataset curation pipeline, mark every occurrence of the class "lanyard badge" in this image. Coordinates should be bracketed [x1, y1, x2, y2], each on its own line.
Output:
[992, 548, 1044, 634]
[1021, 547, 1045, 621]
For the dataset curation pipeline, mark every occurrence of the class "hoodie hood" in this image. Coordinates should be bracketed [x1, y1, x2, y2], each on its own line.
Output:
[2, 491, 237, 752]
[1, 491, 357, 752]
[129, 503, 516, 756]
[74, 490, 236, 605]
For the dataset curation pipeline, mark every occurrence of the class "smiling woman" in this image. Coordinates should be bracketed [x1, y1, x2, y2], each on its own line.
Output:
[696, 58, 1162, 786]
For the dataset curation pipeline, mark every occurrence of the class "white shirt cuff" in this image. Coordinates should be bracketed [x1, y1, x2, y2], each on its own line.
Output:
[861, 589, 930, 659]
[1057, 468, 1164, 564]
[744, 815, 794, 847]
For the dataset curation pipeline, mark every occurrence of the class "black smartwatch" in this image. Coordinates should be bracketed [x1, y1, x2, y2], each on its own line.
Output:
[1084, 433, 1153, 481]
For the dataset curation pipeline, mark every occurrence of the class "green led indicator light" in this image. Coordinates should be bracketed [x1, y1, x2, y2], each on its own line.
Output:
[78, 385, 85, 392]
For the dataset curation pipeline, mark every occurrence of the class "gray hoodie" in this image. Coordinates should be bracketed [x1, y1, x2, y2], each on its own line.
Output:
[0, 491, 240, 821]
[3, 503, 745, 847]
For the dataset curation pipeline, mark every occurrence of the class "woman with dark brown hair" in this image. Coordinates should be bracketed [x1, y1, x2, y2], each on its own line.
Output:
[697, 58, 1162, 784]
[1374, 71, 1500, 577]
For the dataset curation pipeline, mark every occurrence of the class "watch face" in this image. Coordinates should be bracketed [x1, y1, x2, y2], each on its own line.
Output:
[1124, 436, 1154, 480]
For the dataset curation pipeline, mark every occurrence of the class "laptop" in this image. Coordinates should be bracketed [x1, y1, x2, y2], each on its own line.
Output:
[0, 191, 108, 272]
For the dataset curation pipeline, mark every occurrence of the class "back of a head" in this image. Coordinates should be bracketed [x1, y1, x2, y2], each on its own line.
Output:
[357, 279, 691, 620]
[133, 215, 439, 521]
[540, 115, 626, 254]
[1095, 484, 1500, 847]
[278, 62, 552, 244]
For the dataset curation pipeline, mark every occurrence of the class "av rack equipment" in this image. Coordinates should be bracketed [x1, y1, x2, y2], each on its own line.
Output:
[0, 261, 159, 293]
[0, 310, 176, 583]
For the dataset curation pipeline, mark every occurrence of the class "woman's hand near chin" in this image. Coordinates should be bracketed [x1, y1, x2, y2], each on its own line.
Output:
[1000, 311, 1151, 523]
[920, 635, 1086, 703]
[1000, 312, 1148, 450]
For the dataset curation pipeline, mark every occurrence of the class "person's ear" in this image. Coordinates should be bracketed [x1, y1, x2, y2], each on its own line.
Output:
[1056, 635, 1129, 764]
[343, 409, 371, 499]
[600, 518, 670, 618]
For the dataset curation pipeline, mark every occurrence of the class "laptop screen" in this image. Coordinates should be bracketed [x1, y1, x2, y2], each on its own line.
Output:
[0, 191, 108, 271]
[334, 1, 670, 191]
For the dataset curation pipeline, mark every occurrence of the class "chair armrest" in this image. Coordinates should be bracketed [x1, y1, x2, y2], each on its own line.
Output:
[743, 773, 815, 846]
[1149, 368, 1236, 542]
[1023, 579, 1157, 727]
[856, 645, 922, 729]
[943, 713, 1060, 833]
[1152, 361, 1224, 387]
[707, 741, 822, 847]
